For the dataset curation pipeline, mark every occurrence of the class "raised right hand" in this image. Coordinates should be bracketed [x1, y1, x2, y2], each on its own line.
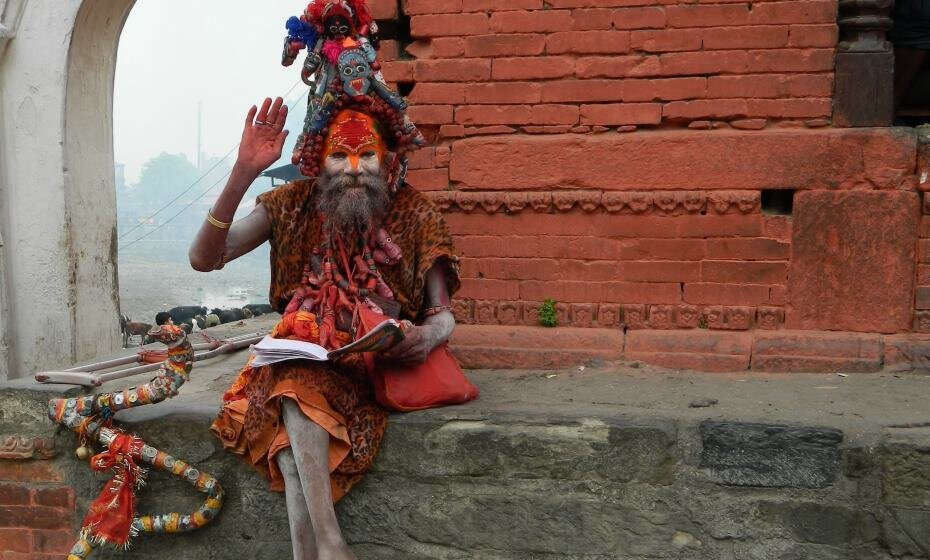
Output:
[237, 97, 289, 173]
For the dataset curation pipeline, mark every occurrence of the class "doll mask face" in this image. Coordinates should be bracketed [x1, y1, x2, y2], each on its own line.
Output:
[326, 15, 352, 40]
[338, 49, 372, 97]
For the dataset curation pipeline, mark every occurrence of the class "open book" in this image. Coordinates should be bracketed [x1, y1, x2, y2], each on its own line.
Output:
[249, 319, 404, 367]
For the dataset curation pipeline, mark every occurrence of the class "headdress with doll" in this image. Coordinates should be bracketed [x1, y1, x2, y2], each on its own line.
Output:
[281, 0, 425, 190]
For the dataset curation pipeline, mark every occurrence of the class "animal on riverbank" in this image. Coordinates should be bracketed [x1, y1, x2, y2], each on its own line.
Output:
[120, 315, 153, 347]
[168, 305, 208, 326]
[244, 303, 274, 316]
[211, 308, 252, 324]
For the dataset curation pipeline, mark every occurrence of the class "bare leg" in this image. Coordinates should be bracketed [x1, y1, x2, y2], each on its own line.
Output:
[281, 399, 358, 560]
[276, 448, 319, 560]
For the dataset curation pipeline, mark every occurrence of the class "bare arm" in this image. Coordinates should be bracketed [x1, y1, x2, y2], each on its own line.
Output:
[381, 263, 455, 365]
[188, 97, 289, 271]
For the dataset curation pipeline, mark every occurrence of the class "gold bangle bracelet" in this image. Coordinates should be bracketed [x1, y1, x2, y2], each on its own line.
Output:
[206, 211, 232, 230]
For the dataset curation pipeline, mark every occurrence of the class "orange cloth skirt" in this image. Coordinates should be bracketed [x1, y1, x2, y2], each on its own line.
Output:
[211, 356, 387, 502]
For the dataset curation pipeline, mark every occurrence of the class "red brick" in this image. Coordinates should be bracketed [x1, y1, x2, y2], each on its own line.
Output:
[459, 279, 520, 300]
[747, 98, 831, 118]
[380, 60, 415, 82]
[31, 487, 74, 509]
[702, 26, 789, 50]
[465, 82, 541, 104]
[659, 50, 748, 75]
[619, 238, 707, 260]
[493, 56, 575, 80]
[917, 287, 930, 310]
[411, 13, 489, 37]
[415, 59, 491, 81]
[573, 8, 613, 30]
[440, 124, 466, 138]
[666, 4, 750, 27]
[706, 238, 790, 260]
[466, 125, 518, 136]
[542, 80, 624, 103]
[576, 55, 661, 78]
[403, 0, 461, 15]
[762, 215, 792, 242]
[408, 83, 465, 105]
[32, 529, 74, 554]
[917, 265, 930, 286]
[683, 283, 771, 305]
[370, 0, 399, 18]
[490, 10, 573, 33]
[751, 331, 882, 373]
[580, 103, 661, 125]
[0, 506, 70, 530]
[406, 168, 449, 191]
[625, 330, 752, 372]
[463, 0, 543, 11]
[449, 129, 914, 191]
[451, 325, 623, 369]
[613, 7, 666, 29]
[786, 74, 834, 97]
[749, 1, 837, 25]
[921, 218, 930, 238]
[0, 528, 31, 553]
[731, 118, 768, 130]
[747, 49, 834, 72]
[702, 260, 788, 284]
[623, 77, 706, 101]
[378, 40, 401, 62]
[631, 29, 703, 52]
[788, 24, 838, 47]
[406, 104, 453, 124]
[406, 148, 435, 170]
[0, 462, 62, 484]
[463, 34, 547, 57]
[406, 37, 465, 59]
[456, 235, 628, 260]
[616, 261, 702, 282]
[546, 31, 631, 54]
[531, 104, 580, 125]
[769, 285, 787, 305]
[0, 484, 30, 505]
[456, 105, 532, 125]
[707, 74, 784, 98]
[663, 99, 748, 120]
[520, 280, 681, 303]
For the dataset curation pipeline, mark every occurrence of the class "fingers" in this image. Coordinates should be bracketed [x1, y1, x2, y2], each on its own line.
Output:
[256, 97, 273, 124]
[268, 97, 285, 128]
[245, 105, 257, 126]
[273, 129, 290, 154]
[274, 103, 289, 130]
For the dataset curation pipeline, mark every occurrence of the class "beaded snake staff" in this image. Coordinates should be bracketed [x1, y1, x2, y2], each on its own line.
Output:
[46, 324, 224, 559]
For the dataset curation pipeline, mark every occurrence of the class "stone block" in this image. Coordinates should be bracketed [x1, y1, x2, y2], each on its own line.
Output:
[883, 335, 930, 371]
[625, 330, 752, 372]
[449, 128, 916, 191]
[787, 190, 920, 333]
[753, 501, 880, 547]
[881, 442, 930, 509]
[451, 325, 623, 369]
[700, 420, 843, 488]
[751, 331, 883, 373]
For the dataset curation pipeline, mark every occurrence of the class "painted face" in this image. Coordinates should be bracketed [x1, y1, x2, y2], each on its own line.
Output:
[338, 49, 373, 97]
[323, 110, 386, 176]
[326, 14, 351, 39]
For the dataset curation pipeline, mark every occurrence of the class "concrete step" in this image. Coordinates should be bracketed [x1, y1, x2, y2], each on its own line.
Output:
[2, 362, 929, 559]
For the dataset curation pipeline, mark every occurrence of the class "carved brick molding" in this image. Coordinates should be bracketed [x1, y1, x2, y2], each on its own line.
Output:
[0, 435, 57, 460]
[454, 300, 785, 331]
[428, 190, 761, 216]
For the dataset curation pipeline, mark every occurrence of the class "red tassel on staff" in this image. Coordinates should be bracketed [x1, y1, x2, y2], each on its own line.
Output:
[81, 433, 143, 547]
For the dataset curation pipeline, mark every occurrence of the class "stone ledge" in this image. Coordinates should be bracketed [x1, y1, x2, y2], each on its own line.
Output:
[4, 366, 929, 559]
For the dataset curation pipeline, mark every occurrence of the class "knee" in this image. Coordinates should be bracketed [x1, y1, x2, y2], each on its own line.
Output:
[275, 447, 298, 476]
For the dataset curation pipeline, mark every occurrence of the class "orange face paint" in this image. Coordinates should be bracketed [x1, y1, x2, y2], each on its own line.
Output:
[323, 109, 386, 171]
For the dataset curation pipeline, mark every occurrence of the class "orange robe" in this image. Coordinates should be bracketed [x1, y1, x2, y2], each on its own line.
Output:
[211, 181, 459, 501]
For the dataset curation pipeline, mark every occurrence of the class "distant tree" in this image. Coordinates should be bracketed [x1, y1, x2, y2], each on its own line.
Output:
[132, 152, 201, 207]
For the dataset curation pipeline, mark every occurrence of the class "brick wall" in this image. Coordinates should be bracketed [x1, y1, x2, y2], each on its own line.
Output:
[0, 459, 76, 559]
[365, 0, 925, 335]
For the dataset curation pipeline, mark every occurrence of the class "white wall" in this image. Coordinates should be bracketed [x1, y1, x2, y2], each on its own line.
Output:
[0, 0, 133, 379]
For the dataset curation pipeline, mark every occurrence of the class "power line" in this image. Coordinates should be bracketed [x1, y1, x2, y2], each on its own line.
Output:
[118, 80, 305, 240]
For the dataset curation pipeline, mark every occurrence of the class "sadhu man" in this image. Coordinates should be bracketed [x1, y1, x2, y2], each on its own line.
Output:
[188, 93, 461, 558]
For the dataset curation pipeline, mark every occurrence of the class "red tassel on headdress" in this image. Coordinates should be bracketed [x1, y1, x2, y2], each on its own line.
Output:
[81, 433, 144, 547]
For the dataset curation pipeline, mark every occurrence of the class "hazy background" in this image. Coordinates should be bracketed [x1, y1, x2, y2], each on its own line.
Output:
[115, 0, 311, 329]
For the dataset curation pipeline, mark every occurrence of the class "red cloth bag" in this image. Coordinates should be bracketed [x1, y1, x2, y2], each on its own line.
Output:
[356, 304, 478, 412]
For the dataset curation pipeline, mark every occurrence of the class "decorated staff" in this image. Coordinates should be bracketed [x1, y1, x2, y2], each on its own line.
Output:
[46, 324, 224, 559]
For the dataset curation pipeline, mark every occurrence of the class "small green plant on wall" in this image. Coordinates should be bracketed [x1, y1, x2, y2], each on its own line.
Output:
[539, 299, 558, 328]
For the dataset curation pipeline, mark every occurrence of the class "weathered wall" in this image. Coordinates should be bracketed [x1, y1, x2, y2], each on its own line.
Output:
[0, 0, 132, 380]
[368, 0, 923, 337]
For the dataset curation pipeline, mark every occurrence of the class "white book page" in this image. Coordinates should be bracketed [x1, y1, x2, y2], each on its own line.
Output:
[250, 336, 329, 366]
